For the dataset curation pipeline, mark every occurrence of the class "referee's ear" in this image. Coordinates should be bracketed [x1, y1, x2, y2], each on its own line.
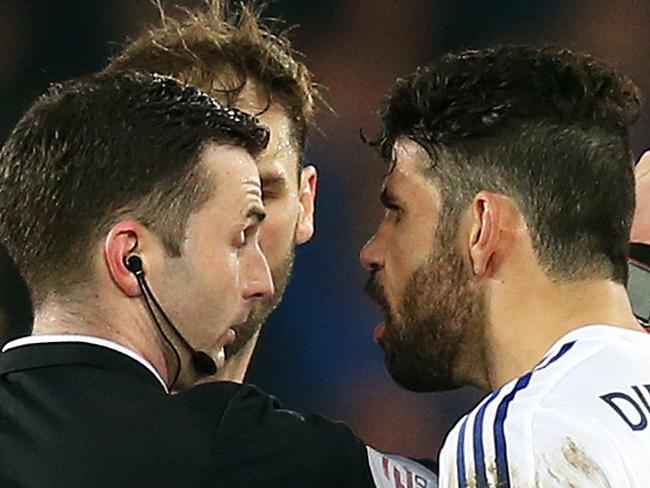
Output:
[467, 191, 517, 278]
[104, 220, 147, 298]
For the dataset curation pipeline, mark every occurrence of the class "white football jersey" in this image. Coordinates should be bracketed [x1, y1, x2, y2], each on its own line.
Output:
[439, 325, 650, 487]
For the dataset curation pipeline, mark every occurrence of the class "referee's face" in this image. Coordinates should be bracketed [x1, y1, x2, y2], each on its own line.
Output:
[154, 143, 274, 377]
[361, 138, 487, 391]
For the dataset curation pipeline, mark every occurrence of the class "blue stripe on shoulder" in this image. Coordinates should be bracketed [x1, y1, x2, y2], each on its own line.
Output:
[456, 415, 469, 488]
[472, 388, 502, 486]
[537, 341, 576, 371]
[493, 371, 533, 486]
[491, 340, 577, 487]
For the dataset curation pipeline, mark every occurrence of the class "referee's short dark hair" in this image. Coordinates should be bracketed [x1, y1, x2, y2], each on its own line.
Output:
[373, 45, 642, 284]
[0, 71, 269, 307]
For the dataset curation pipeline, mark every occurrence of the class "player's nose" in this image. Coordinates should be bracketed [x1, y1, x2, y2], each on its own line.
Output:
[360, 232, 385, 272]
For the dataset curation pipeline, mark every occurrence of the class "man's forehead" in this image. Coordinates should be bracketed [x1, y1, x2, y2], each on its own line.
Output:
[253, 106, 301, 177]
[392, 138, 429, 166]
[198, 143, 262, 197]
[384, 138, 431, 186]
[257, 110, 299, 151]
[201, 141, 256, 167]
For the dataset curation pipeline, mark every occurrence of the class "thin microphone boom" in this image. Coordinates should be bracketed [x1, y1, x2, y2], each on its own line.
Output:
[125, 255, 217, 390]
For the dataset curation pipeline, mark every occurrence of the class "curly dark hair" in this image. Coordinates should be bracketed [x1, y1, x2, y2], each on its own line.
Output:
[0, 71, 269, 306]
[375, 45, 642, 283]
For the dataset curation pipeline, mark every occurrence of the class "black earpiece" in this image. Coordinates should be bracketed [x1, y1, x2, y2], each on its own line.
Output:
[125, 255, 143, 275]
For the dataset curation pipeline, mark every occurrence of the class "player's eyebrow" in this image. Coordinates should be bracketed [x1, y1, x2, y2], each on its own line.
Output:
[261, 174, 288, 188]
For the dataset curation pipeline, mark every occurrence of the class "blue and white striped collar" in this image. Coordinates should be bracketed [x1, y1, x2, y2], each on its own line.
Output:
[540, 323, 645, 364]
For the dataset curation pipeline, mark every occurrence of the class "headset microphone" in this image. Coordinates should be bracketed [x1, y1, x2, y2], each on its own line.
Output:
[124, 255, 217, 388]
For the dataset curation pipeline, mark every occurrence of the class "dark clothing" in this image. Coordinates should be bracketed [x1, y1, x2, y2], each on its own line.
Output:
[0, 342, 436, 487]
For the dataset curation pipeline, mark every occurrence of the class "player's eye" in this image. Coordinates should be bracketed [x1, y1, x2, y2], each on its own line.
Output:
[262, 188, 279, 201]
[385, 202, 401, 212]
[384, 203, 404, 225]
[262, 182, 286, 201]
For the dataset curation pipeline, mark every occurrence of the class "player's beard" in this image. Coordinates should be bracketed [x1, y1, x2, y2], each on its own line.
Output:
[225, 248, 295, 358]
[365, 217, 488, 392]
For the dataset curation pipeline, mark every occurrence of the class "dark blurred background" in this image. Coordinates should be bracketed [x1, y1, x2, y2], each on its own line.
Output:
[1, 0, 649, 459]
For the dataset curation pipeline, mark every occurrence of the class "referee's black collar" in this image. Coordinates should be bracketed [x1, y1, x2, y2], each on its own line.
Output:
[0, 341, 168, 393]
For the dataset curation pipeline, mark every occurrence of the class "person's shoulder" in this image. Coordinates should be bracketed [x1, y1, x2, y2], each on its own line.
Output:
[186, 382, 376, 486]
[174, 382, 440, 487]
[536, 325, 650, 410]
[499, 325, 650, 413]
[438, 383, 534, 488]
[439, 378, 611, 486]
[437, 332, 596, 486]
[439, 326, 650, 487]
[170, 381, 277, 425]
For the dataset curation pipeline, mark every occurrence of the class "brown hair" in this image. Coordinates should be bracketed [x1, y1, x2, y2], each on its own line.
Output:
[105, 0, 320, 151]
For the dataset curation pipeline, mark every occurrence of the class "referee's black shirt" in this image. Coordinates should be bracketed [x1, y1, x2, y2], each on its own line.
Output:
[0, 339, 438, 487]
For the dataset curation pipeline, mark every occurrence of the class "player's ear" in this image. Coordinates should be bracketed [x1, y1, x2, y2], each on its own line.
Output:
[468, 191, 501, 278]
[295, 165, 317, 245]
[104, 220, 147, 297]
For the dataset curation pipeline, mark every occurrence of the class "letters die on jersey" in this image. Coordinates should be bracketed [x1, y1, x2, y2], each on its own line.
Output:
[438, 325, 650, 488]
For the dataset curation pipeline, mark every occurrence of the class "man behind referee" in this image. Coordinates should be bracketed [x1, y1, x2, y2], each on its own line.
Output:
[102, 0, 319, 385]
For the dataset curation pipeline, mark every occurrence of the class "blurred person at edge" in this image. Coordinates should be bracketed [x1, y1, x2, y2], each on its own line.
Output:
[628, 152, 650, 331]
[361, 46, 650, 487]
[632, 152, 650, 244]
